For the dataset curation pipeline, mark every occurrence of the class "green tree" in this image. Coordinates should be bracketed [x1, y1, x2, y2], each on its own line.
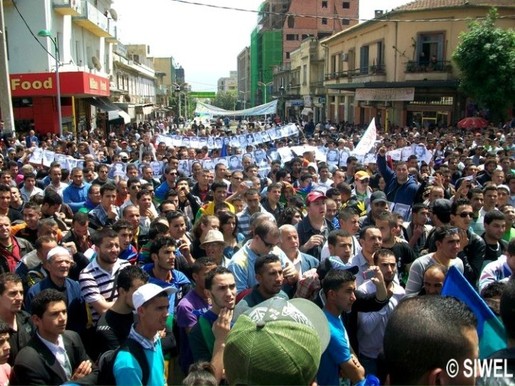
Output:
[212, 91, 238, 111]
[452, 8, 515, 122]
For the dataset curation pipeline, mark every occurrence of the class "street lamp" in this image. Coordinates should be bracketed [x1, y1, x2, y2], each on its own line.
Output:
[257, 81, 273, 104]
[38, 29, 62, 137]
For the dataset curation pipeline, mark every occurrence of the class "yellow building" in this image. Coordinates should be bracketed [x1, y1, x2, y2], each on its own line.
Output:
[322, 0, 515, 128]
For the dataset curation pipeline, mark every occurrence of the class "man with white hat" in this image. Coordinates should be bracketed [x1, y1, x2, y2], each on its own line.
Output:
[200, 230, 230, 267]
[113, 283, 176, 386]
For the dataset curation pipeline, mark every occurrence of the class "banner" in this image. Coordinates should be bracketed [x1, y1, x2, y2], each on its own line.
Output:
[352, 118, 377, 156]
[194, 100, 278, 117]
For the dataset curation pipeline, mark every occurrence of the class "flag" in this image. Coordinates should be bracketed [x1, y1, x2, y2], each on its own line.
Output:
[352, 118, 377, 156]
[441, 266, 507, 358]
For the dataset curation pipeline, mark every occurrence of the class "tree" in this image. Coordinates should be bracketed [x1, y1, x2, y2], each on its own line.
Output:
[212, 91, 238, 111]
[452, 8, 515, 122]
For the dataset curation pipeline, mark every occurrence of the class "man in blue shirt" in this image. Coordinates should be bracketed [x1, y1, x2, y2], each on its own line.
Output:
[113, 283, 176, 386]
[318, 268, 365, 386]
[63, 167, 90, 213]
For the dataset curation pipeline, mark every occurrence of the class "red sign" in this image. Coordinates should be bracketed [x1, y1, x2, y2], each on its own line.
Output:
[10, 71, 110, 97]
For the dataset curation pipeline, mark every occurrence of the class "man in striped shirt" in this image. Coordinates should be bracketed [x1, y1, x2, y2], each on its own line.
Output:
[79, 228, 130, 326]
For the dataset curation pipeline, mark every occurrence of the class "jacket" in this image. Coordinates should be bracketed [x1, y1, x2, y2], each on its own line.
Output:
[377, 154, 419, 206]
[63, 183, 91, 213]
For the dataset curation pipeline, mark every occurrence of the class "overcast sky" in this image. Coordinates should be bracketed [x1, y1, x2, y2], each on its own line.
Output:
[116, 0, 411, 91]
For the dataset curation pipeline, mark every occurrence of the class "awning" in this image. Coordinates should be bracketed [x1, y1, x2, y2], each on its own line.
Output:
[89, 97, 131, 123]
[108, 110, 131, 124]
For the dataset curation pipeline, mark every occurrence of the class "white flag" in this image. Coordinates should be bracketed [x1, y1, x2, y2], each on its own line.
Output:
[352, 118, 377, 156]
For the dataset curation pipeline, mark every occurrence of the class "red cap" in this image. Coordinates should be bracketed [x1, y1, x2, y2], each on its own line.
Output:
[306, 191, 327, 205]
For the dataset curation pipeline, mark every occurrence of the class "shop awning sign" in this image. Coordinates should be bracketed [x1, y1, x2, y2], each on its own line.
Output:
[355, 87, 415, 102]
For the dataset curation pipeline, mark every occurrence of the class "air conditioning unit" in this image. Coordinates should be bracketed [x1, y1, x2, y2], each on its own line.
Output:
[341, 53, 349, 62]
[91, 56, 102, 71]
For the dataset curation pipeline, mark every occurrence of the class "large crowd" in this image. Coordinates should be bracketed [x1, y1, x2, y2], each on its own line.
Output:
[0, 116, 513, 385]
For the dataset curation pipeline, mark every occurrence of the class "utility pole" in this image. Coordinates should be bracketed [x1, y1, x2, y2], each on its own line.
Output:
[0, 0, 15, 134]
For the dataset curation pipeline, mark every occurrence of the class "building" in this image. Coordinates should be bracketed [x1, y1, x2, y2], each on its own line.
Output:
[111, 44, 156, 123]
[237, 47, 251, 109]
[153, 56, 177, 117]
[322, 0, 515, 127]
[249, 0, 359, 106]
[3, 0, 120, 135]
[217, 71, 238, 93]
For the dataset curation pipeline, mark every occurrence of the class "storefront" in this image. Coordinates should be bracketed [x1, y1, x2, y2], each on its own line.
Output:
[10, 71, 110, 136]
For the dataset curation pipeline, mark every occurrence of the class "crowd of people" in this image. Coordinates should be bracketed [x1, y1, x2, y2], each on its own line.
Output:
[0, 116, 513, 385]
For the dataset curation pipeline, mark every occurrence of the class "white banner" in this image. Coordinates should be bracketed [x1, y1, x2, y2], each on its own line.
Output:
[352, 118, 377, 156]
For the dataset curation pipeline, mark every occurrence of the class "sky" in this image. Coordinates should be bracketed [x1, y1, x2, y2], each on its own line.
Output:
[116, 0, 412, 91]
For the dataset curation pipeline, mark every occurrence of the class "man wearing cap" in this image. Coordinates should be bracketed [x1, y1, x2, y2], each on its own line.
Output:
[113, 283, 175, 386]
[377, 146, 419, 206]
[25, 246, 86, 335]
[318, 269, 365, 385]
[200, 230, 231, 267]
[359, 190, 389, 228]
[297, 191, 334, 261]
[63, 167, 90, 214]
[352, 170, 373, 207]
[224, 297, 330, 385]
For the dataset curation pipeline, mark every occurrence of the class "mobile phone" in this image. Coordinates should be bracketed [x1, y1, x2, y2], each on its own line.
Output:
[362, 269, 375, 280]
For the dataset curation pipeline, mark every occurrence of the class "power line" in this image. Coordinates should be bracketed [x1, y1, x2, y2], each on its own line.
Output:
[169, 0, 515, 23]
[12, 0, 57, 61]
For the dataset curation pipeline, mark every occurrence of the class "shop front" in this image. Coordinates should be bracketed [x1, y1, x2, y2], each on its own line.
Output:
[9, 71, 110, 136]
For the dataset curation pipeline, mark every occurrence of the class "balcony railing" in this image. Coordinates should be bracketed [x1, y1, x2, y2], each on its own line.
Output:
[53, 0, 82, 16]
[73, 1, 109, 37]
[405, 60, 453, 73]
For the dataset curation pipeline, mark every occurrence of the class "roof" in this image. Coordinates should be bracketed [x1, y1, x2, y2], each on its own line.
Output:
[393, 0, 515, 12]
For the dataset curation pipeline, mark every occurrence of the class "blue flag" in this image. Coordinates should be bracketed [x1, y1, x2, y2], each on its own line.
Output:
[441, 266, 507, 358]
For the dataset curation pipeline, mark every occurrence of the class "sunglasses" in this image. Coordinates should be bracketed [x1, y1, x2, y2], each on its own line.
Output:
[458, 212, 474, 218]
[261, 237, 276, 249]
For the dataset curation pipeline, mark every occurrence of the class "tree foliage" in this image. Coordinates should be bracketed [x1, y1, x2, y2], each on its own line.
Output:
[211, 91, 238, 111]
[452, 8, 515, 121]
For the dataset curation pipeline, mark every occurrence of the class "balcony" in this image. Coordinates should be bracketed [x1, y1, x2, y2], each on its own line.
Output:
[404, 60, 454, 81]
[105, 21, 118, 43]
[53, 0, 82, 16]
[352, 64, 387, 82]
[73, 1, 109, 37]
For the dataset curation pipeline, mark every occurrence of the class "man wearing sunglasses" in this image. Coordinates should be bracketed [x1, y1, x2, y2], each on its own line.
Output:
[450, 198, 486, 287]
[352, 171, 373, 208]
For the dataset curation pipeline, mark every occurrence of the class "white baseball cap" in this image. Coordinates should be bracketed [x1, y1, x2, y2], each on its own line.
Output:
[132, 283, 177, 310]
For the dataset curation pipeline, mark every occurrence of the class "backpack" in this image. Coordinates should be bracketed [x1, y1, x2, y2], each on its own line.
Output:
[97, 338, 150, 386]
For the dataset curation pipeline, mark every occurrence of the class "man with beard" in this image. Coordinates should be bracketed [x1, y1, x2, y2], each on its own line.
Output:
[233, 254, 289, 318]
[189, 266, 235, 383]
[356, 249, 405, 375]
[79, 228, 130, 326]
[375, 211, 416, 285]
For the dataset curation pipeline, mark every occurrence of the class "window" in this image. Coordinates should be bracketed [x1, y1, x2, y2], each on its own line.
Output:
[417, 32, 445, 65]
[322, 0, 328, 7]
[322, 18, 328, 25]
[287, 15, 295, 28]
[342, 1, 350, 8]
[286, 34, 297, 41]
[285, 52, 290, 59]
[360, 45, 369, 74]
[342, 18, 350, 25]
[377, 41, 384, 66]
